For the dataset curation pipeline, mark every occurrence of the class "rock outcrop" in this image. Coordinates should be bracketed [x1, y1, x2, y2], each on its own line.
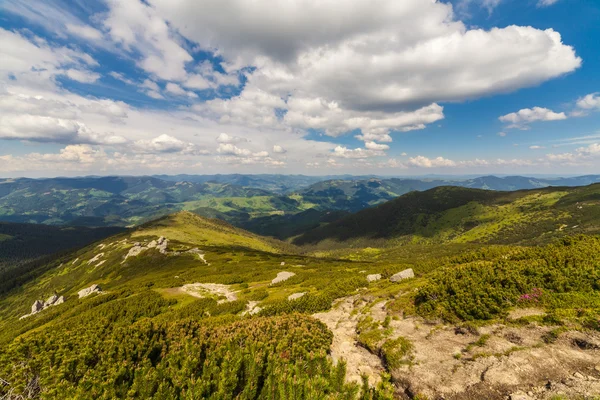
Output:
[78, 284, 102, 299]
[21, 294, 65, 319]
[367, 274, 382, 282]
[390, 268, 414, 282]
[271, 271, 295, 285]
[123, 236, 169, 263]
[288, 292, 306, 300]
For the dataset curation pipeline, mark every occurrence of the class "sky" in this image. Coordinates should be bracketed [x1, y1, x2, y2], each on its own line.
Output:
[0, 0, 599, 178]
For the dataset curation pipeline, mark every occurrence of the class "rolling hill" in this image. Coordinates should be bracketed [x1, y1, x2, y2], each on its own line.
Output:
[294, 183, 600, 247]
[1, 202, 600, 398]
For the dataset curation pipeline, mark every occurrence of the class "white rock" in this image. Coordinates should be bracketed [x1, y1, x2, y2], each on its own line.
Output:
[390, 268, 415, 282]
[271, 271, 295, 285]
[44, 294, 59, 307]
[288, 292, 306, 301]
[78, 284, 102, 299]
[367, 274, 382, 282]
[280, 262, 285, 266]
[31, 300, 44, 314]
[87, 253, 104, 265]
[157, 236, 168, 254]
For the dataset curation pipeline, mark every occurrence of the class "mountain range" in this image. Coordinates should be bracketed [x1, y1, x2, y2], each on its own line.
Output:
[1, 174, 600, 240]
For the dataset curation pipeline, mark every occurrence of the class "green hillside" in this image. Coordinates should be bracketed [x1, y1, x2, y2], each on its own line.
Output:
[294, 184, 600, 247]
[2, 192, 600, 398]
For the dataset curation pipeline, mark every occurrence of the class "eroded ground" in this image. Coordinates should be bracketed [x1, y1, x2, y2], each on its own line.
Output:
[315, 294, 600, 400]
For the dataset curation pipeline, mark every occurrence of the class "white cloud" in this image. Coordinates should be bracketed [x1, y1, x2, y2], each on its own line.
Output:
[537, 0, 560, 7]
[499, 107, 567, 128]
[497, 132, 507, 137]
[152, 0, 580, 111]
[65, 23, 104, 41]
[216, 133, 248, 144]
[217, 143, 252, 157]
[365, 141, 390, 151]
[134, 134, 205, 154]
[65, 69, 101, 83]
[331, 146, 385, 159]
[272, 145, 287, 154]
[0, 28, 98, 85]
[529, 145, 546, 149]
[102, 0, 193, 81]
[408, 156, 456, 168]
[165, 82, 198, 98]
[576, 93, 600, 110]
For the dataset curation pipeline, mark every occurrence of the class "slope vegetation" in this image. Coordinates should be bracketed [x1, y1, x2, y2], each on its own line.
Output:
[294, 184, 600, 247]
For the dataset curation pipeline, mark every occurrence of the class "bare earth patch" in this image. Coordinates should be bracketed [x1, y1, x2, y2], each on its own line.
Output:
[313, 296, 385, 385]
[314, 295, 600, 399]
[179, 283, 237, 303]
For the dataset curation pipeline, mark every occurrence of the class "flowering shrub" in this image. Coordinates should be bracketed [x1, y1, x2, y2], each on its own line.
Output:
[519, 288, 543, 303]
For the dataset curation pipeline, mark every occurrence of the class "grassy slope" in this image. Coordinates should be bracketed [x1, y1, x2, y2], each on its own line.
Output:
[294, 184, 600, 247]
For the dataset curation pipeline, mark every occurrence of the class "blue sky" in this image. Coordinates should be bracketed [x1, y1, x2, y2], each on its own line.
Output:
[0, 0, 599, 177]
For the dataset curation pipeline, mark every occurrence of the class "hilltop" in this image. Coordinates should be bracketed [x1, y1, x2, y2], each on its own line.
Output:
[294, 183, 600, 247]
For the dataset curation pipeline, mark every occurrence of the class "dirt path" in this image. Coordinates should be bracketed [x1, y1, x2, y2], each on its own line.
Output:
[313, 296, 384, 385]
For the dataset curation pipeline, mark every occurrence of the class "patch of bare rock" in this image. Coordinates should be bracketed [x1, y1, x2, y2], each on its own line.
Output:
[313, 294, 600, 399]
[122, 236, 169, 263]
[20, 294, 64, 319]
[180, 283, 237, 304]
[78, 284, 102, 298]
[313, 296, 385, 386]
[288, 292, 306, 300]
[271, 271, 295, 285]
[390, 268, 414, 282]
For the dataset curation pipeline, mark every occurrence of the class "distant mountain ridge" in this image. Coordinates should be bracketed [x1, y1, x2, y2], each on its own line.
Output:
[1, 174, 599, 237]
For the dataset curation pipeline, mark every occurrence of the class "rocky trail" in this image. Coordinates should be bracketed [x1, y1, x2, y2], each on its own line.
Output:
[313, 296, 385, 385]
[314, 294, 600, 399]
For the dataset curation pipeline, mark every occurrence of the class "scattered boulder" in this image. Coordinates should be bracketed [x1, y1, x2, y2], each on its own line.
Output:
[44, 295, 59, 307]
[78, 284, 102, 299]
[21, 295, 65, 319]
[31, 300, 44, 314]
[156, 236, 168, 254]
[280, 262, 285, 266]
[367, 274, 382, 282]
[243, 301, 262, 316]
[390, 268, 414, 282]
[123, 237, 169, 263]
[271, 271, 295, 285]
[288, 292, 306, 301]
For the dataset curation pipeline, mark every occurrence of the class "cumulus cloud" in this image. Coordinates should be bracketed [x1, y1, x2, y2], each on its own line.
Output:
[272, 145, 287, 154]
[499, 107, 567, 129]
[216, 133, 248, 144]
[151, 0, 580, 111]
[576, 93, 600, 111]
[133, 134, 206, 155]
[217, 143, 252, 157]
[331, 146, 385, 159]
[408, 156, 456, 168]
